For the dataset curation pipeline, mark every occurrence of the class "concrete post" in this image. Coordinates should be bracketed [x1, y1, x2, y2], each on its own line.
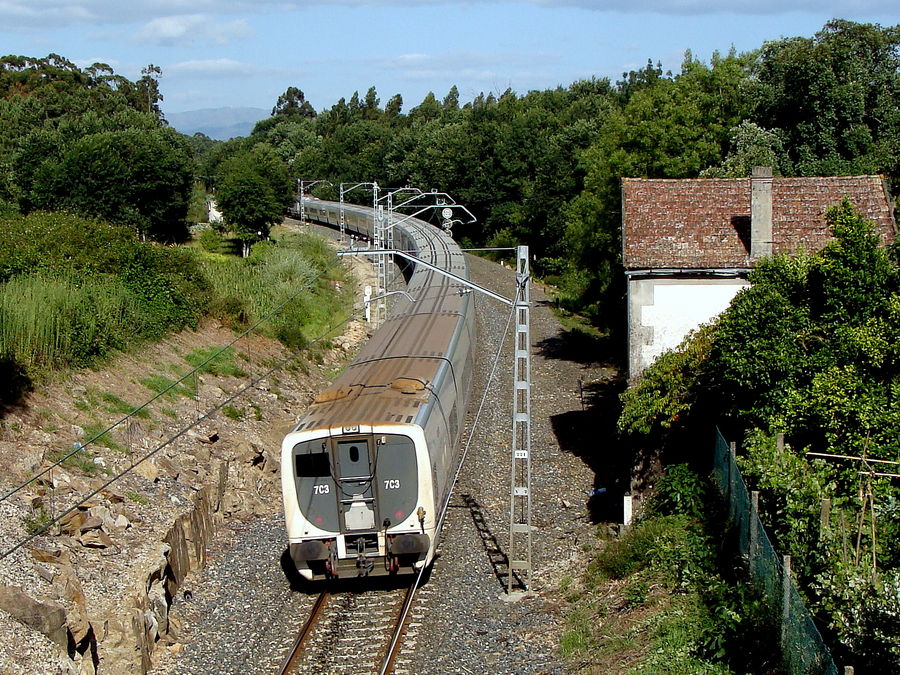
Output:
[821, 498, 832, 531]
[623, 494, 633, 528]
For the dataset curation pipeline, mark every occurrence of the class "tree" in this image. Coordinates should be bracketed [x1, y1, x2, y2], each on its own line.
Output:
[750, 20, 900, 181]
[27, 126, 193, 241]
[137, 64, 163, 116]
[215, 146, 291, 256]
[272, 86, 316, 119]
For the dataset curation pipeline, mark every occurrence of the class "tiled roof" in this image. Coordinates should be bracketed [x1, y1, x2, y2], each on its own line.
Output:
[622, 175, 896, 270]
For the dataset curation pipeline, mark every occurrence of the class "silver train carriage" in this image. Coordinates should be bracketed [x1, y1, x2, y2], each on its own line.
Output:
[281, 198, 475, 579]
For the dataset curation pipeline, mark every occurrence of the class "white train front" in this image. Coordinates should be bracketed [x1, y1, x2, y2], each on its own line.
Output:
[281, 198, 474, 579]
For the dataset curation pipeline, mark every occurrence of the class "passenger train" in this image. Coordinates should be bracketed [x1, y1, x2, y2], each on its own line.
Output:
[281, 197, 475, 579]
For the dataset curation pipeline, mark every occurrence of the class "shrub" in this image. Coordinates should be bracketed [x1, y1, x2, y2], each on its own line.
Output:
[648, 464, 710, 520]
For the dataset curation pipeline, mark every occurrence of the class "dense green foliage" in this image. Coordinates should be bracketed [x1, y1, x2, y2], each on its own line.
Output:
[619, 203, 900, 671]
[197, 232, 353, 349]
[214, 144, 293, 256]
[0, 55, 195, 241]
[0, 213, 209, 372]
[206, 19, 898, 328]
[564, 468, 776, 673]
[0, 212, 352, 390]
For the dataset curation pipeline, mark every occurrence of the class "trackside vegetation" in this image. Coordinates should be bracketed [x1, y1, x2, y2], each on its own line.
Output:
[617, 204, 900, 672]
[196, 19, 900, 333]
[562, 465, 779, 674]
[0, 212, 352, 394]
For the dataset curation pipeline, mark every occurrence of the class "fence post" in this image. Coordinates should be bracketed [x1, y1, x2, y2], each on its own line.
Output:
[821, 498, 831, 530]
[781, 554, 792, 646]
[776, 433, 784, 452]
[750, 491, 759, 577]
[623, 494, 633, 528]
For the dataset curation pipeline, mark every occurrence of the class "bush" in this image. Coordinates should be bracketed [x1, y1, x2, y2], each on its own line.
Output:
[198, 228, 222, 253]
[593, 515, 714, 587]
[648, 464, 710, 521]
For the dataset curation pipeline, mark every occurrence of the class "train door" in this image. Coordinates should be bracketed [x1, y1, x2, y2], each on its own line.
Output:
[334, 438, 377, 531]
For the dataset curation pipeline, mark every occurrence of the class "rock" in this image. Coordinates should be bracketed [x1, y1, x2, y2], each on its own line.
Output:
[79, 529, 113, 548]
[89, 505, 119, 532]
[156, 456, 182, 481]
[133, 459, 160, 483]
[35, 565, 56, 583]
[114, 514, 132, 530]
[78, 516, 104, 533]
[59, 511, 89, 536]
[100, 487, 126, 503]
[51, 471, 74, 489]
[30, 547, 70, 565]
[0, 585, 68, 647]
[57, 566, 91, 646]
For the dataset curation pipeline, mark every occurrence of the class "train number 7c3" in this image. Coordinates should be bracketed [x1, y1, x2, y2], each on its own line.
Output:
[383, 479, 401, 490]
[313, 484, 330, 495]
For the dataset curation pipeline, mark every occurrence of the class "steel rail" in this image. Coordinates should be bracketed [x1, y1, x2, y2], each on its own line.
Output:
[378, 575, 423, 675]
[277, 592, 330, 675]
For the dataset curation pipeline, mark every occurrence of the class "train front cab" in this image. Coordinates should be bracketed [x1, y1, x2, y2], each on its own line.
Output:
[282, 425, 436, 580]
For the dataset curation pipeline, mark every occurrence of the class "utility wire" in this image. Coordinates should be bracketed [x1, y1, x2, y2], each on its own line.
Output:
[1, 308, 357, 562]
[0, 259, 336, 506]
[435, 282, 521, 538]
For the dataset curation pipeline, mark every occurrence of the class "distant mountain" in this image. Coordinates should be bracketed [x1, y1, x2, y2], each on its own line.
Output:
[165, 107, 269, 141]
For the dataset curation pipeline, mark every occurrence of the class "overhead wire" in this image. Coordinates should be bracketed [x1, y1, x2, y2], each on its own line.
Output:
[1, 301, 359, 562]
[434, 281, 521, 539]
[0, 257, 337, 506]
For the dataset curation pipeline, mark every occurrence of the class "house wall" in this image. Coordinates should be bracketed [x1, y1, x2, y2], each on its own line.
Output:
[627, 277, 750, 378]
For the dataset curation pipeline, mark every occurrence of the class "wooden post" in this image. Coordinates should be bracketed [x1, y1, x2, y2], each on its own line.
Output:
[821, 498, 831, 531]
[730, 441, 737, 459]
[781, 555, 791, 646]
[750, 491, 760, 578]
[776, 433, 784, 452]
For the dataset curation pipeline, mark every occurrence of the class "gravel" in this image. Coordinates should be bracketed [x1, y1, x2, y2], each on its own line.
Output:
[153, 251, 613, 675]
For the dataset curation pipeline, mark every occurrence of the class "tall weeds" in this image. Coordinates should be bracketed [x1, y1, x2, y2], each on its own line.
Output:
[0, 273, 139, 372]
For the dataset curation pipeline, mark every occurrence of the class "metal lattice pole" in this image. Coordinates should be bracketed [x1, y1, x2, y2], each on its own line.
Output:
[508, 245, 532, 593]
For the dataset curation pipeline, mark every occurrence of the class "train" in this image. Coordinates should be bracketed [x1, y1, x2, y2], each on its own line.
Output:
[281, 197, 475, 579]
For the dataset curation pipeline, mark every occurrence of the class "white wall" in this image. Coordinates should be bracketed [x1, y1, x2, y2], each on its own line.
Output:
[627, 277, 750, 378]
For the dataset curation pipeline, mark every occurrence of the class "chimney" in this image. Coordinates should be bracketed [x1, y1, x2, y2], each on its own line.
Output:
[750, 166, 773, 260]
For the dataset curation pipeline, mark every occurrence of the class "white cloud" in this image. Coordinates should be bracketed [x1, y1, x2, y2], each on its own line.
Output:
[167, 58, 257, 78]
[135, 14, 253, 46]
[0, 0, 897, 32]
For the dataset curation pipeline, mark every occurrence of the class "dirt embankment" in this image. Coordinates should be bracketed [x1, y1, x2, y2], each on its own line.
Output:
[0, 245, 375, 674]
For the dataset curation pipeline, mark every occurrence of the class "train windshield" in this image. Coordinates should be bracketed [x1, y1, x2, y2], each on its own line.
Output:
[295, 451, 330, 477]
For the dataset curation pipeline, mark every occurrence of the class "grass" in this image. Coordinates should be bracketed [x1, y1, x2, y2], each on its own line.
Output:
[221, 404, 244, 421]
[49, 444, 100, 476]
[140, 373, 194, 401]
[23, 506, 53, 535]
[74, 387, 150, 419]
[0, 272, 138, 374]
[195, 235, 355, 349]
[82, 421, 124, 453]
[125, 491, 149, 505]
[100, 391, 150, 418]
[184, 345, 247, 378]
[560, 499, 780, 674]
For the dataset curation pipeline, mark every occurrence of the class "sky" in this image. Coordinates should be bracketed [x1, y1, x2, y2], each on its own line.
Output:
[1, 1, 898, 117]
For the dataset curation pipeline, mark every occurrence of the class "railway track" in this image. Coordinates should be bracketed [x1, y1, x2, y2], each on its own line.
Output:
[277, 576, 420, 675]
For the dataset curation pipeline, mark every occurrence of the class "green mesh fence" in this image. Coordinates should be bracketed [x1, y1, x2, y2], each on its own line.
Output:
[713, 429, 838, 675]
